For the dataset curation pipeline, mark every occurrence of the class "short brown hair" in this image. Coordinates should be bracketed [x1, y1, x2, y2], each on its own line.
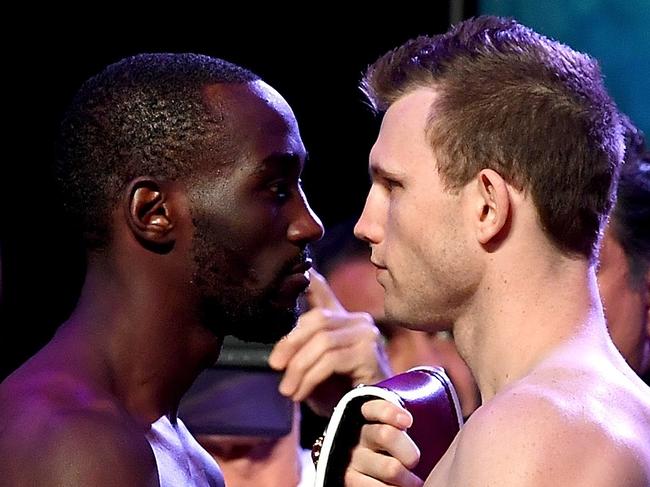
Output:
[362, 16, 624, 260]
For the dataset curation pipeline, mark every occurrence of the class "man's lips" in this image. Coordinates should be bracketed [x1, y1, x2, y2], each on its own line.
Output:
[370, 259, 388, 287]
[273, 258, 313, 306]
[290, 257, 313, 275]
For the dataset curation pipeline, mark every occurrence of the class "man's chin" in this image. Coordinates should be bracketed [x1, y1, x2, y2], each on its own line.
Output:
[199, 286, 302, 343]
[386, 309, 453, 334]
[224, 305, 298, 344]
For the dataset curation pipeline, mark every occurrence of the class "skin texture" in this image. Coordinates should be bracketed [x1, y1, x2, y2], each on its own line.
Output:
[327, 257, 480, 418]
[187, 82, 323, 343]
[322, 217, 649, 426]
[0, 80, 324, 487]
[346, 88, 650, 487]
[199, 78, 647, 487]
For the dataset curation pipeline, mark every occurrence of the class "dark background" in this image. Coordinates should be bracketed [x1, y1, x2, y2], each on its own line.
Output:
[0, 6, 475, 378]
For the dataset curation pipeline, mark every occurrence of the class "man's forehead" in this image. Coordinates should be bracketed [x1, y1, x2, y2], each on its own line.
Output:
[202, 80, 294, 123]
[380, 88, 438, 140]
[205, 81, 300, 144]
[199, 80, 305, 165]
[370, 88, 439, 174]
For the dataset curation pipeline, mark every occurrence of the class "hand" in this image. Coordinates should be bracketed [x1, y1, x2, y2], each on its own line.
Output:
[269, 268, 393, 416]
[344, 400, 423, 487]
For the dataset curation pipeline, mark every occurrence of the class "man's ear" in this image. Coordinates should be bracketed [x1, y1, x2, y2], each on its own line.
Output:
[124, 177, 176, 251]
[473, 169, 510, 246]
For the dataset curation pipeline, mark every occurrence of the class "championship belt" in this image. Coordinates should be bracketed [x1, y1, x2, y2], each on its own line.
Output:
[312, 366, 463, 486]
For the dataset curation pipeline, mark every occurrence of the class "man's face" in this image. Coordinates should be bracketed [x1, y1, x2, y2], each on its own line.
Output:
[327, 256, 480, 416]
[188, 81, 323, 343]
[354, 88, 481, 330]
[597, 227, 650, 374]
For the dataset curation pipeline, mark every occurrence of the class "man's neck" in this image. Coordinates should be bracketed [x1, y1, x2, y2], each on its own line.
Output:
[454, 253, 607, 402]
[59, 261, 220, 425]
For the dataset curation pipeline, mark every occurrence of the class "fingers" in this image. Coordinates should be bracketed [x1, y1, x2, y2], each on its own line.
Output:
[304, 268, 343, 310]
[345, 445, 423, 487]
[284, 339, 364, 401]
[268, 269, 392, 414]
[271, 312, 386, 400]
[269, 304, 382, 373]
[358, 423, 420, 469]
[343, 403, 423, 487]
[344, 469, 397, 487]
[360, 399, 413, 430]
[276, 324, 358, 399]
[269, 307, 345, 370]
[268, 269, 346, 371]
[279, 315, 378, 396]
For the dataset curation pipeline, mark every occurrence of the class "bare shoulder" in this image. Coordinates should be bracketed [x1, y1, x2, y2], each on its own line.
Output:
[0, 368, 158, 486]
[447, 377, 650, 487]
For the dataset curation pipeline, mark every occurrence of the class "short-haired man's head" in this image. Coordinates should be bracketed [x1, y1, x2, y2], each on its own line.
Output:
[56, 53, 259, 249]
[361, 16, 624, 261]
[610, 123, 649, 289]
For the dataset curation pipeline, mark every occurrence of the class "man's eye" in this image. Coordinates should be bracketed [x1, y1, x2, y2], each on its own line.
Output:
[385, 179, 400, 191]
[269, 181, 291, 200]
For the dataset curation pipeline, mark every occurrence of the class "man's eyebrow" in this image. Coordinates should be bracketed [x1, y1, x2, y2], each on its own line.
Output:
[256, 151, 307, 174]
[369, 160, 405, 180]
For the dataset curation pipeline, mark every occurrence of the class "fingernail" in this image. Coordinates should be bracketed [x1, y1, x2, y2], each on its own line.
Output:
[268, 350, 286, 370]
[278, 380, 293, 396]
[397, 412, 412, 428]
[268, 356, 280, 370]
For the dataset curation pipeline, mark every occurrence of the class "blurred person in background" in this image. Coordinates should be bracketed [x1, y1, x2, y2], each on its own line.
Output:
[598, 121, 650, 382]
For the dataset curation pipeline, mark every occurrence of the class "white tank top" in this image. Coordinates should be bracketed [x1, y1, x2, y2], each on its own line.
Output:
[146, 415, 225, 487]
